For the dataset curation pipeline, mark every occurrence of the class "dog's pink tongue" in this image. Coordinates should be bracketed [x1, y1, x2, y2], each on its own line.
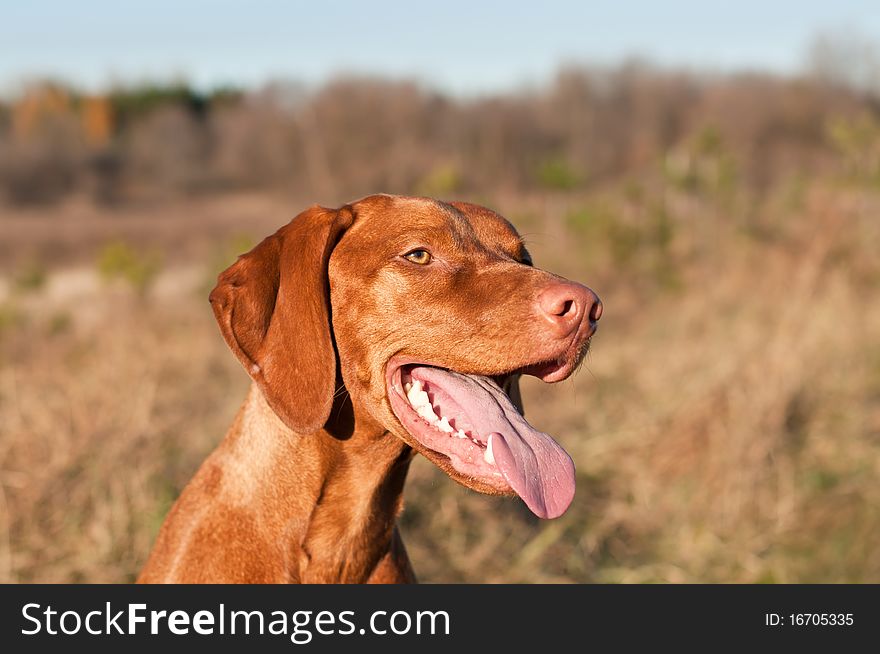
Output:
[488, 430, 575, 519]
[411, 367, 576, 519]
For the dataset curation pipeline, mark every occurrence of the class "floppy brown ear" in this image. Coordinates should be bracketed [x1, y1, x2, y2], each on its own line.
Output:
[209, 205, 354, 434]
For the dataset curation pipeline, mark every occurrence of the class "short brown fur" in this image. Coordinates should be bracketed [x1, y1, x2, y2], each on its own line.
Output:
[139, 194, 599, 583]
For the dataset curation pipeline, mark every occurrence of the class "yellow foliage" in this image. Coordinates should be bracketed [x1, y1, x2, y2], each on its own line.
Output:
[11, 85, 72, 141]
[81, 95, 114, 147]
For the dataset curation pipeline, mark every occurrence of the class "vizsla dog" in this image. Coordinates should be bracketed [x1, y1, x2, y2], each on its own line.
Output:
[139, 194, 601, 583]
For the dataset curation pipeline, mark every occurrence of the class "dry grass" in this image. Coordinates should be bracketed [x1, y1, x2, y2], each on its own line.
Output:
[1, 180, 878, 583]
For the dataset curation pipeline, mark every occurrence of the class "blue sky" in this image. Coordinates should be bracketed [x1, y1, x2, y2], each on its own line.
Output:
[3, 1, 880, 94]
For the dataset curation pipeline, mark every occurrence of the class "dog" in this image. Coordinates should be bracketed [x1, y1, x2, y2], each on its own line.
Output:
[139, 194, 601, 583]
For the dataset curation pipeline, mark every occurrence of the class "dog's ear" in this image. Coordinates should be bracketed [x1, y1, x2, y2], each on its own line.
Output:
[503, 374, 524, 416]
[209, 205, 355, 434]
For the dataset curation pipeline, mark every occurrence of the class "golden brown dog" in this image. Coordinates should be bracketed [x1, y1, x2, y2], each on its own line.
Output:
[139, 194, 601, 583]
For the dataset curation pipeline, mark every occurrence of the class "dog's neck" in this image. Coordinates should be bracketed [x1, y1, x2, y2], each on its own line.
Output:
[224, 385, 412, 583]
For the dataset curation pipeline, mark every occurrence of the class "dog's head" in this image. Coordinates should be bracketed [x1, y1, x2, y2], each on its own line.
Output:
[210, 195, 601, 518]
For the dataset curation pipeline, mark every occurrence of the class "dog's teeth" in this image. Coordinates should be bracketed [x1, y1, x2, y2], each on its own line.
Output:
[404, 382, 412, 393]
[456, 429, 467, 439]
[436, 416, 454, 433]
[405, 380, 421, 405]
[484, 434, 496, 465]
[416, 403, 439, 424]
[406, 380, 431, 408]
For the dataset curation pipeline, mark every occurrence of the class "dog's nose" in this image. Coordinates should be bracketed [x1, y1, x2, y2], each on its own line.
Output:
[536, 282, 602, 337]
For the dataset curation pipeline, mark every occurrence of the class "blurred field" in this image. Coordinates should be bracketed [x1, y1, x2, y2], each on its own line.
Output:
[1, 66, 880, 583]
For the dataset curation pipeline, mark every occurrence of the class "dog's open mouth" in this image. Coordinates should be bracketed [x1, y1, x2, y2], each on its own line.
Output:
[386, 361, 575, 519]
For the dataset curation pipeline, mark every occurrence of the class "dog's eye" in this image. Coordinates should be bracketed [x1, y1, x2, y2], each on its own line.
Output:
[403, 249, 432, 265]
